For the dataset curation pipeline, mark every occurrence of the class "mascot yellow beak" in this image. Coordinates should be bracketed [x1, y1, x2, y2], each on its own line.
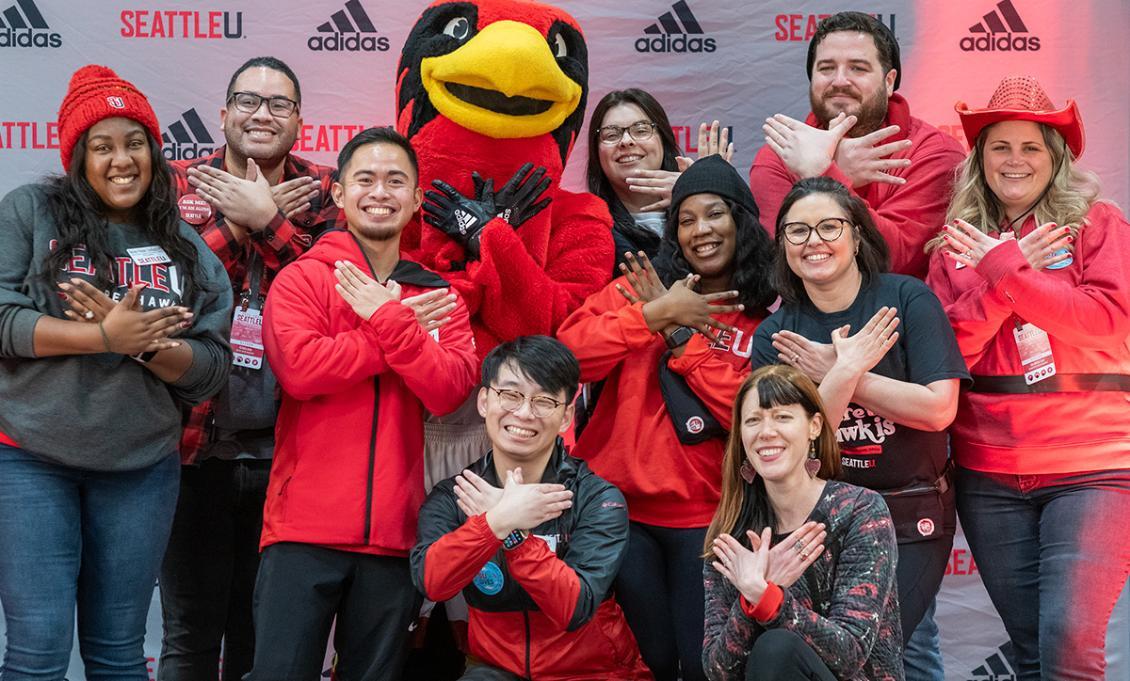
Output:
[420, 20, 582, 139]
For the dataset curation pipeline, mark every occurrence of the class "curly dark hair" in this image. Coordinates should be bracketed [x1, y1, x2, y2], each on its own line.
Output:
[653, 196, 776, 316]
[42, 131, 201, 301]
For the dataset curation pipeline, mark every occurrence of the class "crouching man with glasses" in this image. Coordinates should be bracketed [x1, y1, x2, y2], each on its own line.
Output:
[411, 336, 651, 680]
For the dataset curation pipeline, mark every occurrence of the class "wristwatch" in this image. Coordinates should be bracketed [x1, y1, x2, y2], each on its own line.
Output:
[664, 326, 694, 350]
[502, 529, 528, 550]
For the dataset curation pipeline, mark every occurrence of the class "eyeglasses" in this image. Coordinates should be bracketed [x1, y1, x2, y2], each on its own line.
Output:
[227, 91, 300, 118]
[597, 120, 658, 145]
[487, 386, 565, 418]
[781, 218, 852, 245]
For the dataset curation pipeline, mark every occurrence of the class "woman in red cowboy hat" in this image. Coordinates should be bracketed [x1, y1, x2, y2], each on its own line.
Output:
[926, 75, 1130, 680]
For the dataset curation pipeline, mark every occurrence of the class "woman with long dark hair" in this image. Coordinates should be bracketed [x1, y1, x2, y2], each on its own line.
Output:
[558, 156, 775, 681]
[926, 76, 1130, 679]
[751, 177, 968, 676]
[586, 88, 732, 273]
[0, 65, 231, 679]
[702, 365, 902, 681]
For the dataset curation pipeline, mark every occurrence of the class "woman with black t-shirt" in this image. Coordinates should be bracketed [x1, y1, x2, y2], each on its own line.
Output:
[750, 177, 968, 659]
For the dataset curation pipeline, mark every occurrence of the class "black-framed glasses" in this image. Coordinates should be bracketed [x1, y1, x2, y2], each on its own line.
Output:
[598, 120, 658, 145]
[487, 386, 565, 418]
[227, 91, 300, 118]
[781, 218, 852, 245]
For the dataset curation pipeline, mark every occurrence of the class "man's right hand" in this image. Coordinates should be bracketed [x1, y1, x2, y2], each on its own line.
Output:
[763, 113, 856, 179]
[832, 124, 912, 188]
[485, 468, 573, 539]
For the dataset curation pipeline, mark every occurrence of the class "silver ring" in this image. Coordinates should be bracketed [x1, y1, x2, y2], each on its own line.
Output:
[965, 250, 974, 258]
[84, 310, 94, 320]
[793, 540, 805, 553]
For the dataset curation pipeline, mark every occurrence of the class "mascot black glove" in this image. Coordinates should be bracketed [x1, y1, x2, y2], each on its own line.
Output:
[472, 162, 553, 229]
[423, 179, 496, 259]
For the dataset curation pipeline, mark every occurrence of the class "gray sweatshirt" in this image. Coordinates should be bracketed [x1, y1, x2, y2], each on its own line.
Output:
[0, 183, 233, 471]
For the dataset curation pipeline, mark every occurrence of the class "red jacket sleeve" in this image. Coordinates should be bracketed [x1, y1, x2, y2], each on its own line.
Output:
[416, 507, 502, 602]
[749, 144, 794, 241]
[925, 249, 1014, 367]
[556, 277, 663, 383]
[666, 315, 757, 429]
[972, 203, 1130, 349]
[504, 536, 582, 629]
[264, 263, 390, 400]
[446, 191, 614, 340]
[367, 290, 479, 416]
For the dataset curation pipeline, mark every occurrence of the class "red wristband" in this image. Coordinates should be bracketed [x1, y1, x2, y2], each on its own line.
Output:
[739, 582, 783, 623]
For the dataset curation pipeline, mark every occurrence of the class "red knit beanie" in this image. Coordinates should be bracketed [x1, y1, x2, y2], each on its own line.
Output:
[57, 65, 161, 172]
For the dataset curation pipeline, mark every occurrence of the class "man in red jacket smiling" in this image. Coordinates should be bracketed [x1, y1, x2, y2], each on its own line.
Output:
[750, 11, 964, 280]
[249, 127, 479, 681]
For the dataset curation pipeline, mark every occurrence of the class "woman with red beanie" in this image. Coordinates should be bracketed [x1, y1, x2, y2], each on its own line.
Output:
[0, 66, 231, 679]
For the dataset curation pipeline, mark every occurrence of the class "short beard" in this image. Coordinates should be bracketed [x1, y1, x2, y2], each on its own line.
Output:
[810, 87, 889, 138]
[350, 223, 402, 242]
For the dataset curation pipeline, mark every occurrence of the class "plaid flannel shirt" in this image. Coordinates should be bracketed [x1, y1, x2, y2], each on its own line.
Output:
[173, 146, 341, 464]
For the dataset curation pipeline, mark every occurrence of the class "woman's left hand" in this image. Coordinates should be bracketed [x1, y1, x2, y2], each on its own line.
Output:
[712, 529, 771, 604]
[772, 330, 836, 382]
[942, 218, 1007, 268]
[58, 278, 116, 323]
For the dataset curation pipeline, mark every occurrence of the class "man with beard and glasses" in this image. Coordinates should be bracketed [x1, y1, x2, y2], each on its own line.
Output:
[750, 11, 964, 279]
[159, 56, 341, 681]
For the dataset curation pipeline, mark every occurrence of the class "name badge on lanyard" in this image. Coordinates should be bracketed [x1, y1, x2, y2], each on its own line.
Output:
[231, 307, 265, 369]
[127, 245, 172, 266]
[1013, 321, 1056, 385]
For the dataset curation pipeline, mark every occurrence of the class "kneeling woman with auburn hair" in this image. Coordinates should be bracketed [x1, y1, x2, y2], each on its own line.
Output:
[702, 365, 903, 681]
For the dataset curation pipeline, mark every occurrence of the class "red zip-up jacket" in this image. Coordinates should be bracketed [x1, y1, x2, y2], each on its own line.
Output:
[412, 447, 651, 680]
[750, 94, 965, 279]
[262, 230, 479, 554]
[557, 277, 762, 527]
[925, 202, 1130, 474]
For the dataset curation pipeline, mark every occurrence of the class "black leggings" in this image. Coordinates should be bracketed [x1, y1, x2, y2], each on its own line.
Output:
[894, 535, 952, 643]
[744, 629, 837, 681]
[613, 521, 707, 681]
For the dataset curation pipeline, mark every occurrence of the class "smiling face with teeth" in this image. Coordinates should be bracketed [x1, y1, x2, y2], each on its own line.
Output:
[221, 66, 302, 167]
[83, 117, 153, 223]
[596, 103, 665, 206]
[332, 141, 423, 247]
[981, 120, 1054, 220]
[739, 391, 823, 485]
[676, 193, 738, 292]
[478, 360, 573, 470]
[782, 193, 861, 295]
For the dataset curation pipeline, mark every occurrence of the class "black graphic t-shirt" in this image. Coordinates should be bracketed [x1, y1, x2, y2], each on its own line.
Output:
[753, 274, 969, 541]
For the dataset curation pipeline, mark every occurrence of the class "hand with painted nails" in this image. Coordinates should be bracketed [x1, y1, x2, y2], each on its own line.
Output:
[642, 274, 743, 344]
[941, 218, 1007, 269]
[99, 284, 191, 354]
[1018, 221, 1073, 270]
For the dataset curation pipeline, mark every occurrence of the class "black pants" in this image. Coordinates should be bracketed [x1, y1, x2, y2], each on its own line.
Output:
[894, 535, 952, 644]
[745, 629, 836, 681]
[159, 458, 271, 681]
[247, 543, 421, 681]
[614, 521, 707, 681]
[457, 663, 523, 680]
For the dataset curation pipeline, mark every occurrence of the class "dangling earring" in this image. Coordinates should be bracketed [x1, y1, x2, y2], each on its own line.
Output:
[805, 440, 821, 478]
[740, 459, 756, 484]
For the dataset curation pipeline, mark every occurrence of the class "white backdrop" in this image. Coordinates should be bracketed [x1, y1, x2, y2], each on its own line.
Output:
[2, 0, 1129, 679]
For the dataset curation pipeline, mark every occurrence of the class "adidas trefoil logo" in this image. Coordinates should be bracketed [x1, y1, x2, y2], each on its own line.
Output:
[308, 0, 389, 52]
[0, 0, 62, 48]
[635, 0, 716, 54]
[960, 0, 1041, 52]
[161, 109, 216, 162]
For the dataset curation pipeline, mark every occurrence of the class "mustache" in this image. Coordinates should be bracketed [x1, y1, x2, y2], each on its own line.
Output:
[822, 87, 860, 100]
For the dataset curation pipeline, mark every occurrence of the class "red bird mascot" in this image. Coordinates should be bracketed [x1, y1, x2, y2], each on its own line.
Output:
[395, 0, 614, 359]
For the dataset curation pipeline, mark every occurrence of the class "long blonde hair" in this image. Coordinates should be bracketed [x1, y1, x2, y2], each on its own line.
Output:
[927, 123, 1100, 251]
[702, 365, 841, 556]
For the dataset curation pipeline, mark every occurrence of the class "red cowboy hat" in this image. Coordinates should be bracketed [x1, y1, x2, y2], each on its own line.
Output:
[955, 75, 1084, 159]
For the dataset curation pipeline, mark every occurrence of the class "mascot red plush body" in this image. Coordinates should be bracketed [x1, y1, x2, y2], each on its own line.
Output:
[396, 0, 613, 356]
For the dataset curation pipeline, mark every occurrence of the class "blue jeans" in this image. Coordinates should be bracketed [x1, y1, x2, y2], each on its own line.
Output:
[957, 466, 1130, 681]
[903, 600, 942, 681]
[0, 445, 179, 680]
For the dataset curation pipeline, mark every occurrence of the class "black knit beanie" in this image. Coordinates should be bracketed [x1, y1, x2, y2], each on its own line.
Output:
[669, 155, 758, 217]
